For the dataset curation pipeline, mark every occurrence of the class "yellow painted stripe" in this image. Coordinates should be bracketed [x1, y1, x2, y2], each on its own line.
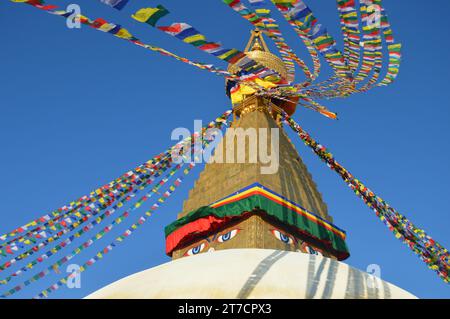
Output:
[211, 186, 346, 238]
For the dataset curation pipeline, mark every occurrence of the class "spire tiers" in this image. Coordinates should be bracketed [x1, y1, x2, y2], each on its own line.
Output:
[180, 96, 330, 221]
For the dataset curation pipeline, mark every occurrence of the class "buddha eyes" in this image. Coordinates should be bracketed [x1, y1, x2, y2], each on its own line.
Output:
[184, 243, 206, 256]
[271, 229, 294, 244]
[305, 245, 322, 256]
[183, 229, 240, 256]
[217, 229, 239, 243]
[182, 228, 322, 257]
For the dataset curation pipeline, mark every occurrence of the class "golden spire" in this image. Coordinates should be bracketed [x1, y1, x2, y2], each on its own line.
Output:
[245, 29, 269, 52]
[252, 40, 263, 51]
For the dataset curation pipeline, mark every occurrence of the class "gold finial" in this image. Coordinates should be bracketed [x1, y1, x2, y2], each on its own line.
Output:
[244, 29, 270, 52]
[252, 40, 263, 51]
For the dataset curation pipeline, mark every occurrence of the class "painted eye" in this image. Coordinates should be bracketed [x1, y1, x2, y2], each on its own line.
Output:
[217, 229, 239, 243]
[306, 245, 322, 256]
[271, 229, 294, 244]
[184, 243, 206, 256]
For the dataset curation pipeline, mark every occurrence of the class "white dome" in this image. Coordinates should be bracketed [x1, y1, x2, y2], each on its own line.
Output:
[86, 249, 416, 299]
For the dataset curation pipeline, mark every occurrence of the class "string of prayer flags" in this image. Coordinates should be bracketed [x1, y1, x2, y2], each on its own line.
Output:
[155, 21, 285, 83]
[299, 97, 338, 120]
[337, 0, 401, 91]
[10, 0, 403, 119]
[11, 0, 56, 11]
[10, 1, 239, 82]
[0, 163, 172, 281]
[377, 8, 401, 86]
[0, 164, 180, 289]
[283, 113, 450, 283]
[32, 110, 232, 299]
[271, 0, 350, 79]
[268, 0, 355, 97]
[131, 5, 292, 96]
[0, 164, 183, 297]
[353, 0, 382, 85]
[326, 0, 400, 93]
[227, 0, 336, 97]
[0, 89, 186, 245]
[0, 171, 157, 252]
[0, 135, 174, 247]
[33, 162, 195, 299]
[0, 98, 228, 259]
[7, 0, 431, 298]
[266, 0, 401, 99]
[5, 0, 364, 114]
[15, 1, 273, 114]
[0, 172, 146, 245]
[0, 110, 232, 297]
[32, 110, 234, 299]
[158, 23, 214, 51]
[336, 0, 361, 73]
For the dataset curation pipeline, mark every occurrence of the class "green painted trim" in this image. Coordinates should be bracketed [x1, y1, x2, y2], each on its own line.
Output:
[165, 195, 349, 257]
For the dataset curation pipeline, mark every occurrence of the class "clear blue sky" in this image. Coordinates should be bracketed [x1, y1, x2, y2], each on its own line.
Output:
[0, 0, 448, 298]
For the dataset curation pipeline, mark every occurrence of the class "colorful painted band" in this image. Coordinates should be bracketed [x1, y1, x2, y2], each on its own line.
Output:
[165, 183, 349, 259]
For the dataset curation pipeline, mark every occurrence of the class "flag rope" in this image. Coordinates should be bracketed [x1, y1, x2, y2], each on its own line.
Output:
[283, 112, 450, 283]
[0, 110, 232, 298]
[34, 162, 192, 299]
[32, 111, 232, 299]
[0, 161, 173, 283]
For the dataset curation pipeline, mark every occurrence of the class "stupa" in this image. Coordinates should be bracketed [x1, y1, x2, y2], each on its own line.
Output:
[86, 30, 416, 299]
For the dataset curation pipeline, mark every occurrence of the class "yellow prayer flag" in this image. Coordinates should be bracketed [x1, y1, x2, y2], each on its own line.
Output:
[131, 7, 160, 23]
[183, 34, 206, 44]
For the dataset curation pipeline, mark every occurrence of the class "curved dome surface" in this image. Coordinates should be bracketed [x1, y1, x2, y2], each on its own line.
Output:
[86, 249, 416, 299]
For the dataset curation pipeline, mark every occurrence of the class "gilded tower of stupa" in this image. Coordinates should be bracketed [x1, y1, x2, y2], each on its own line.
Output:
[165, 29, 347, 261]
